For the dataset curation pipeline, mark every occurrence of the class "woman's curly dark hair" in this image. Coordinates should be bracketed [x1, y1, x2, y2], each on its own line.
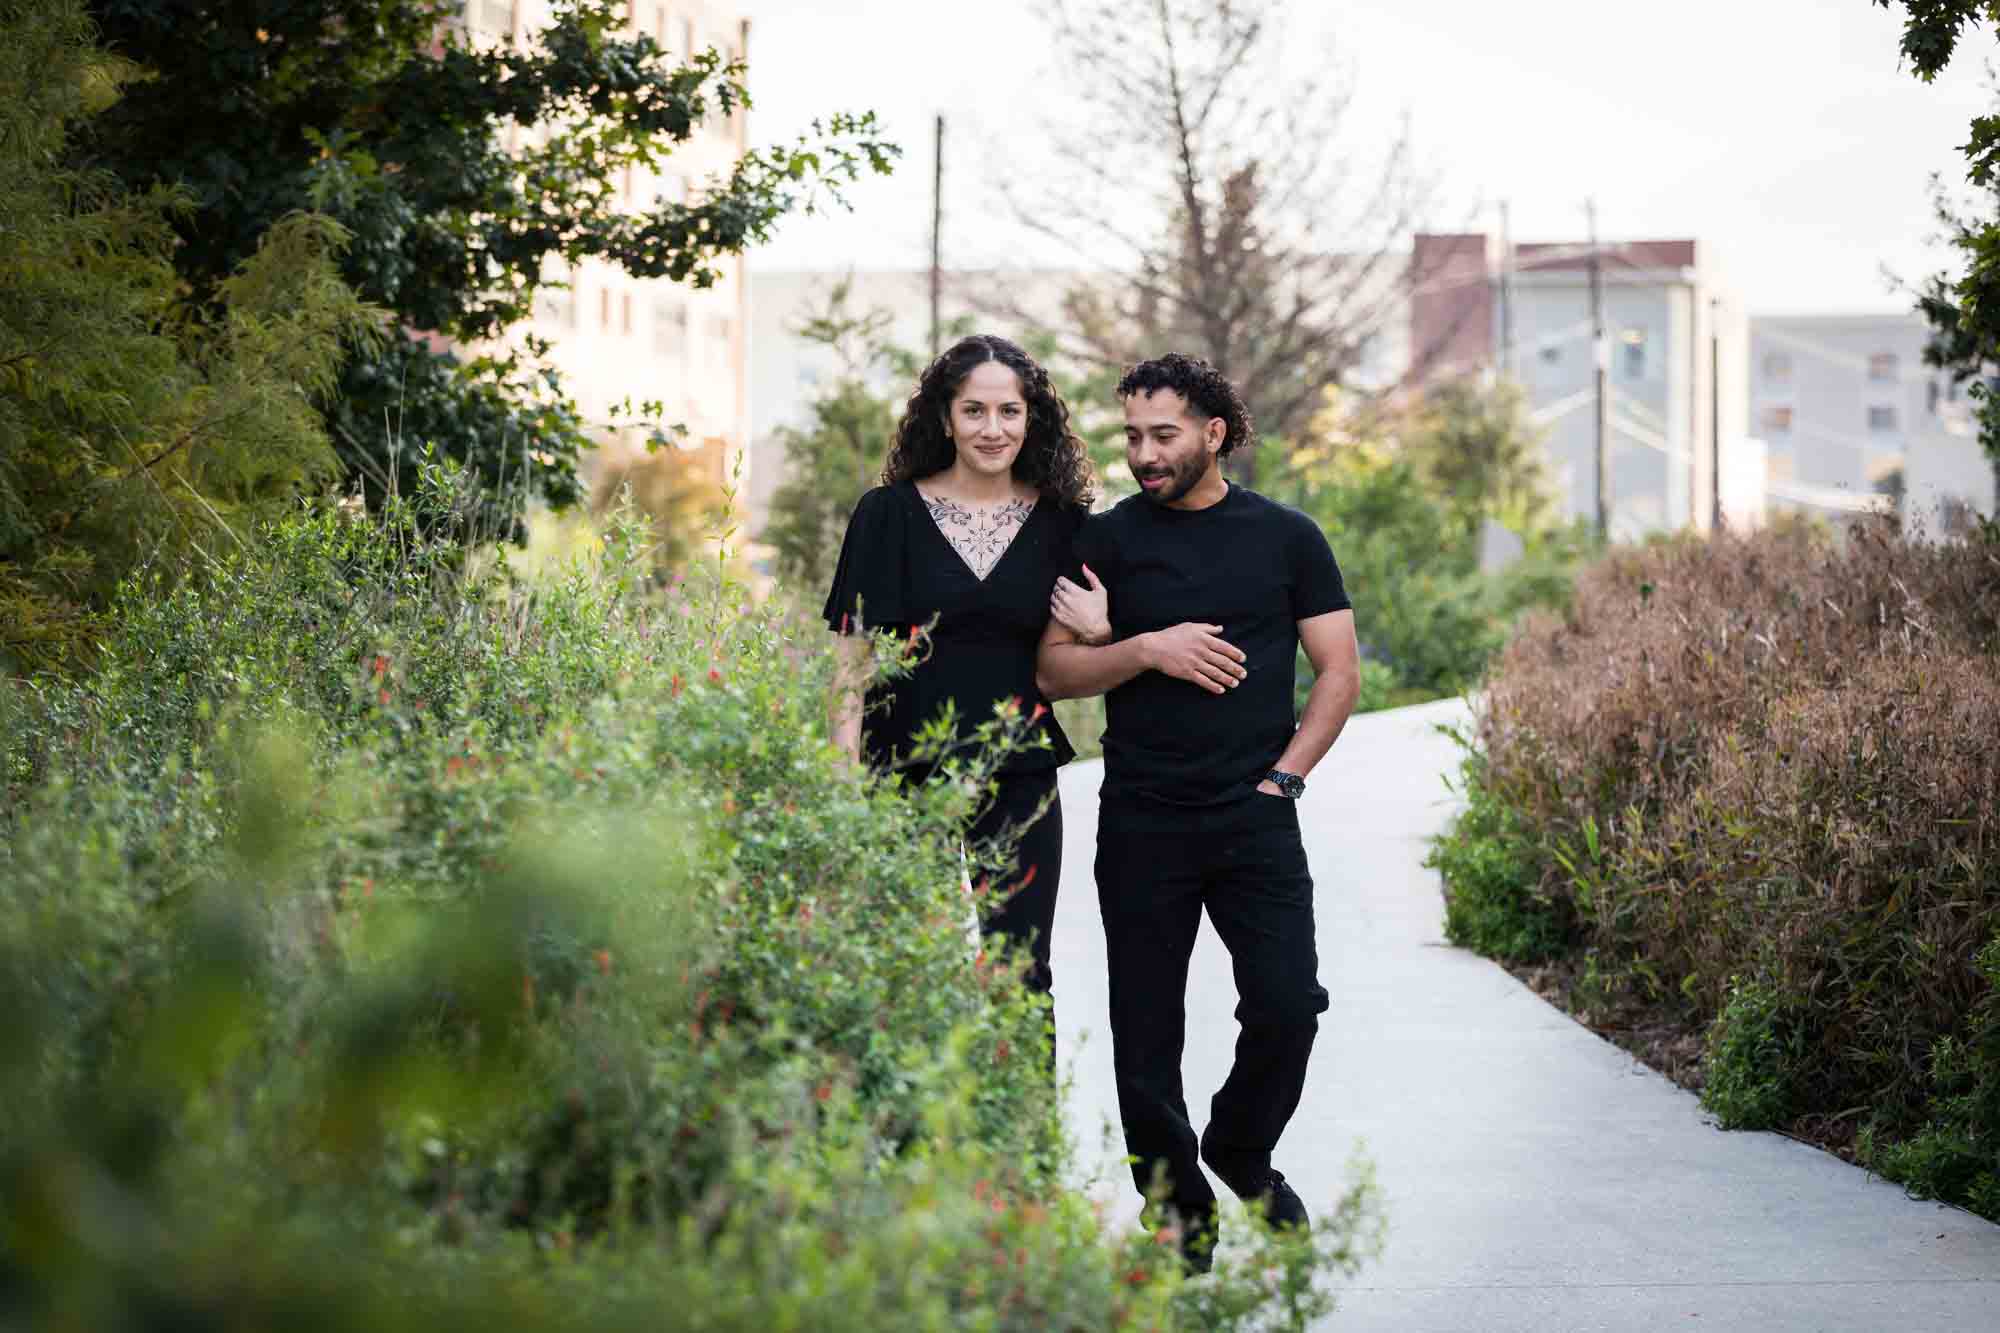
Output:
[883, 334, 1095, 507]
[1116, 353, 1255, 456]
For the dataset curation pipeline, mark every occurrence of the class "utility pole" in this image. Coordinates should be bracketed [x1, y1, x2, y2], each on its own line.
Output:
[1587, 198, 1610, 541]
[1710, 296, 1723, 532]
[1498, 201, 1514, 377]
[929, 113, 944, 360]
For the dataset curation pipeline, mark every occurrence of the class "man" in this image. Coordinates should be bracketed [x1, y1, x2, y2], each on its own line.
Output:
[1036, 353, 1359, 1271]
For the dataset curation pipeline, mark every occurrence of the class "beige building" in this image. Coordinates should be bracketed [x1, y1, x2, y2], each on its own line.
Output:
[453, 1, 751, 506]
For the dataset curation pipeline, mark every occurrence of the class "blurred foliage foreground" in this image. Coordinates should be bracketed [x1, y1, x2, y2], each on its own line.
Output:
[0, 472, 1380, 1331]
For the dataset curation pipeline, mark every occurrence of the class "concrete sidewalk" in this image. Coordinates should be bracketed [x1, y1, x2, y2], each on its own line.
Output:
[1050, 698, 2000, 1331]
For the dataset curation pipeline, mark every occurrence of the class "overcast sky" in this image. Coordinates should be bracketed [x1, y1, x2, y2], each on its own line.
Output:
[736, 0, 1993, 316]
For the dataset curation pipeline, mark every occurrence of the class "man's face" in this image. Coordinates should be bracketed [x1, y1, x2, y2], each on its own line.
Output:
[1123, 389, 1221, 506]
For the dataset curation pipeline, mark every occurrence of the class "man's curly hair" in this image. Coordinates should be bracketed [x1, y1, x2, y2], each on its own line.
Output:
[1116, 353, 1255, 456]
[883, 335, 1095, 507]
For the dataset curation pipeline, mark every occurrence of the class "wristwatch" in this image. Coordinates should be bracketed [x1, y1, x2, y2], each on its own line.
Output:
[1262, 769, 1306, 799]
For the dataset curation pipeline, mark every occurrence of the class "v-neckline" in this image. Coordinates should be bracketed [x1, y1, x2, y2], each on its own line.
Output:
[910, 482, 1043, 585]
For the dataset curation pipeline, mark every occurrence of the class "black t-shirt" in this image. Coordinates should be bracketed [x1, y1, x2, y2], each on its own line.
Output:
[1073, 484, 1350, 818]
[822, 480, 1083, 777]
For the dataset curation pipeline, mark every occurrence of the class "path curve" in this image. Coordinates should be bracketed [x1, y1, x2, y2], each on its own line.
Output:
[1051, 697, 2000, 1331]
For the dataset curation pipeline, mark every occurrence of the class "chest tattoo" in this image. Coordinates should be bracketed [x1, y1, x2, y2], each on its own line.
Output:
[922, 494, 1035, 580]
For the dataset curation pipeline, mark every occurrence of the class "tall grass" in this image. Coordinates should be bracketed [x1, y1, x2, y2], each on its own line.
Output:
[1430, 516, 2000, 1216]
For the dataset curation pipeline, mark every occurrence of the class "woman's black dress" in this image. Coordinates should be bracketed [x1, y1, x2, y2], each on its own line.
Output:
[821, 480, 1085, 1003]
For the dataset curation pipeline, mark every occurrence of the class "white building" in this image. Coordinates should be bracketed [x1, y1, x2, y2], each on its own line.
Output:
[1408, 233, 1753, 539]
[1749, 314, 1996, 530]
[453, 1, 751, 504]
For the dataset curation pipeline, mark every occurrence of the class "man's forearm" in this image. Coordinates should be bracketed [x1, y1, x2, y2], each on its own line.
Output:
[1273, 666, 1358, 778]
[1036, 633, 1154, 701]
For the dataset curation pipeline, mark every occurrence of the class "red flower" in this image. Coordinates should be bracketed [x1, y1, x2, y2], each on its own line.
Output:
[814, 1081, 832, 1103]
[707, 667, 722, 683]
[1031, 702, 1047, 723]
[671, 673, 684, 697]
[594, 949, 613, 975]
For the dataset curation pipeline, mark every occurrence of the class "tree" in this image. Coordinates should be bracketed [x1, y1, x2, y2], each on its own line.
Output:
[1399, 378, 1556, 537]
[78, 0, 895, 536]
[1879, 0, 2000, 496]
[996, 0, 1443, 485]
[2, 0, 377, 672]
[763, 281, 902, 593]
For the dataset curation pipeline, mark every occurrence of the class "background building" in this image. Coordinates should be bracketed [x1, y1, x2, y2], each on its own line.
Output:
[454, 1, 751, 505]
[1749, 313, 1997, 529]
[1409, 232, 1753, 539]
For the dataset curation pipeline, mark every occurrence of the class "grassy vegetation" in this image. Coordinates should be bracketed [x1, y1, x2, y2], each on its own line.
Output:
[0, 470, 1384, 1329]
[1427, 517, 2000, 1219]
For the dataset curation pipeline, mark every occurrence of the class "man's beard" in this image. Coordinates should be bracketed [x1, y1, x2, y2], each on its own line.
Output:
[1136, 454, 1212, 505]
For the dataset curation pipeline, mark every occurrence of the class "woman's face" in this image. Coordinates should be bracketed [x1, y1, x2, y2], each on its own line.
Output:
[943, 360, 1028, 480]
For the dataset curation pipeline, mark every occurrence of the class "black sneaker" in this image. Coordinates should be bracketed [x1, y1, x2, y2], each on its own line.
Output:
[1200, 1134, 1310, 1231]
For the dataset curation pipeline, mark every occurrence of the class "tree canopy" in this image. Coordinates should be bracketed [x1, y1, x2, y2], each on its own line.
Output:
[2, 0, 377, 671]
[79, 0, 895, 534]
[1880, 0, 2000, 474]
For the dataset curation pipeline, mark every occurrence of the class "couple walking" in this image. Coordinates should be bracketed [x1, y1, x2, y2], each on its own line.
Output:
[822, 335, 1361, 1272]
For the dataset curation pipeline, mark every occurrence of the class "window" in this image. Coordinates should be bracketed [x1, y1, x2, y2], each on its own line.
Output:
[1868, 352, 1898, 383]
[467, 0, 516, 38]
[600, 287, 613, 330]
[1620, 327, 1647, 381]
[652, 298, 686, 358]
[1538, 342, 1561, 365]
[621, 293, 633, 336]
[1867, 404, 1898, 432]
[1762, 351, 1793, 384]
[536, 289, 575, 329]
[1760, 406, 1793, 434]
[1928, 379, 1941, 415]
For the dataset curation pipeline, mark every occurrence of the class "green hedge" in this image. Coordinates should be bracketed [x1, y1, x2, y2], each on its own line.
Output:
[1, 475, 1380, 1328]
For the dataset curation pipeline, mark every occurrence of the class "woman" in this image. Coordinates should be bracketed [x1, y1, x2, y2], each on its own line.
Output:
[822, 334, 1104, 1030]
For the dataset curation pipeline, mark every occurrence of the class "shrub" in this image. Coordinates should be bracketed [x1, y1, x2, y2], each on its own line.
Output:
[1702, 978, 1804, 1131]
[1, 485, 1380, 1328]
[1432, 517, 2000, 1216]
[1426, 743, 1568, 963]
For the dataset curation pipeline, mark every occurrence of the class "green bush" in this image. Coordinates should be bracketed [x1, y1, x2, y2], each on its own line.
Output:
[1425, 745, 1567, 963]
[1, 481, 1380, 1328]
[1702, 978, 1803, 1131]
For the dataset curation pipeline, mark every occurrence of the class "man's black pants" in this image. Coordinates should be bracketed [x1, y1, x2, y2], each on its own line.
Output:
[1095, 794, 1329, 1233]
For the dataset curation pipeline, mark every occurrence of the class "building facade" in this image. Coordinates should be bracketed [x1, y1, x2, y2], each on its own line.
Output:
[1409, 233, 1753, 539]
[452, 1, 751, 504]
[1749, 314, 1996, 529]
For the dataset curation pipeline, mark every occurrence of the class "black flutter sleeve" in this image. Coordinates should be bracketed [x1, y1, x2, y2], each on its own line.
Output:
[821, 486, 909, 633]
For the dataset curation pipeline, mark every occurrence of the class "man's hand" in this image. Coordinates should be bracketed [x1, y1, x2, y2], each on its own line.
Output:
[1143, 623, 1246, 695]
[1050, 563, 1112, 645]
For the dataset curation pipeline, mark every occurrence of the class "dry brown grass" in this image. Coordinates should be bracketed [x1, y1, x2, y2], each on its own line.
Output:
[1463, 516, 2000, 1179]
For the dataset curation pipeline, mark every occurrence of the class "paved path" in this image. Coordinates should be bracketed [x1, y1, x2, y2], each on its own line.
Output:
[1051, 697, 2000, 1331]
